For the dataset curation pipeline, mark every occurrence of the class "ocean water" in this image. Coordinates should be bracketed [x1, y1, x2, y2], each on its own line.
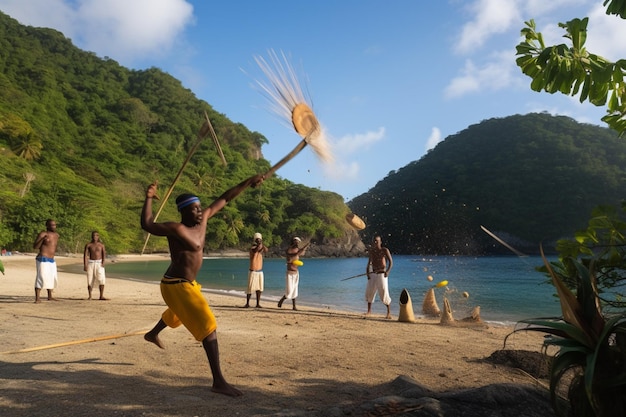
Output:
[96, 254, 562, 326]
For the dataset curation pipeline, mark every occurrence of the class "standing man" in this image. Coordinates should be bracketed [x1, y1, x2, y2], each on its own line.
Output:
[365, 234, 393, 319]
[243, 232, 268, 308]
[33, 219, 59, 303]
[84, 231, 108, 300]
[141, 173, 264, 397]
[277, 236, 310, 311]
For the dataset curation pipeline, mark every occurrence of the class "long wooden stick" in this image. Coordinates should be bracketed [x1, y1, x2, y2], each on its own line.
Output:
[340, 273, 368, 281]
[263, 139, 308, 178]
[205, 113, 227, 166]
[480, 225, 527, 257]
[1, 330, 148, 354]
[141, 112, 218, 255]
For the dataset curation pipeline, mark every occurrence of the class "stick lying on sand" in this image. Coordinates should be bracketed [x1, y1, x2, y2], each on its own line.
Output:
[1, 330, 148, 354]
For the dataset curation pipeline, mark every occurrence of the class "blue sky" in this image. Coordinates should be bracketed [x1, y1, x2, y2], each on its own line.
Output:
[2, 0, 625, 201]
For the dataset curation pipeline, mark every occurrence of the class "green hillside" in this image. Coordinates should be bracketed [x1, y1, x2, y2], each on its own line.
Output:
[348, 113, 626, 255]
[0, 12, 358, 255]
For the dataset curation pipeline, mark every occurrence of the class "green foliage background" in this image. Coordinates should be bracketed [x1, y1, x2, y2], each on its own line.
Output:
[0, 12, 350, 255]
[349, 113, 626, 255]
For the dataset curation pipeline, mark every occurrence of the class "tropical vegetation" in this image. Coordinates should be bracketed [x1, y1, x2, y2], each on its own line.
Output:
[0, 11, 353, 255]
[510, 1, 626, 415]
[349, 113, 626, 255]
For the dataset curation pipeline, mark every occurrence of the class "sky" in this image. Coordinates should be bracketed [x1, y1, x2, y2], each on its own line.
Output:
[1, 0, 626, 201]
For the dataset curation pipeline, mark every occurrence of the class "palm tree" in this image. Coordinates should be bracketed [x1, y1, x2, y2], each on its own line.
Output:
[13, 133, 42, 160]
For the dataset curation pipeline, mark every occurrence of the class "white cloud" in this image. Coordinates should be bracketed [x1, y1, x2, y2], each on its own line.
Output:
[320, 127, 386, 182]
[334, 127, 386, 154]
[0, 0, 76, 33]
[586, 4, 626, 61]
[455, 0, 521, 54]
[0, 0, 195, 65]
[425, 127, 442, 151]
[324, 160, 360, 181]
[77, 0, 194, 62]
[444, 50, 518, 98]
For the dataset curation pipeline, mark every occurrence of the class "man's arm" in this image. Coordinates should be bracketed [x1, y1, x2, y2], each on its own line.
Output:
[33, 231, 48, 250]
[101, 244, 106, 266]
[298, 242, 311, 255]
[202, 174, 265, 221]
[384, 248, 393, 277]
[140, 183, 179, 236]
[83, 244, 89, 270]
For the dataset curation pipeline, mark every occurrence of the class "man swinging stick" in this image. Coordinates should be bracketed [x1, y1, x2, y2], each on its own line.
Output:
[141, 173, 264, 397]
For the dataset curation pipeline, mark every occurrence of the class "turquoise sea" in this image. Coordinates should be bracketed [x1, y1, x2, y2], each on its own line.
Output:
[88, 255, 561, 326]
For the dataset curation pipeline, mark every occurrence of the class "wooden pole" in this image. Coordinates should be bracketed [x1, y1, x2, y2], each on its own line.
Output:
[1, 330, 148, 354]
[141, 112, 225, 255]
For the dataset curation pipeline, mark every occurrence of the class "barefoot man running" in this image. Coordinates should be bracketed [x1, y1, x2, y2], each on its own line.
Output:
[141, 173, 264, 397]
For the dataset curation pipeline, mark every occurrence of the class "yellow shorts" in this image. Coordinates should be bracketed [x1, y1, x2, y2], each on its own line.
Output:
[160, 278, 217, 341]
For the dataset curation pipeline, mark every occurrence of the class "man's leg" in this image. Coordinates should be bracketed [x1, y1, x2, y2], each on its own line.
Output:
[35, 288, 41, 304]
[201, 332, 243, 397]
[88, 285, 92, 300]
[385, 303, 391, 319]
[244, 293, 251, 308]
[277, 295, 286, 308]
[292, 298, 297, 311]
[47, 289, 56, 301]
[144, 319, 167, 349]
[99, 285, 108, 300]
[255, 290, 262, 308]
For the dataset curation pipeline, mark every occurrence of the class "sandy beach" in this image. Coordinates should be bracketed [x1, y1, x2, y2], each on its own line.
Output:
[0, 254, 554, 416]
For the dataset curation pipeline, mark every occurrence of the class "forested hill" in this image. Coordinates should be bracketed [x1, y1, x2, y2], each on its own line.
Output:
[348, 113, 626, 255]
[0, 11, 364, 256]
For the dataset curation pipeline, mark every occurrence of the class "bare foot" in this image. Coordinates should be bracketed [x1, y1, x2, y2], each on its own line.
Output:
[292, 307, 298, 311]
[277, 298, 284, 308]
[144, 332, 165, 349]
[99, 297, 110, 301]
[242, 304, 250, 308]
[385, 314, 392, 319]
[211, 382, 243, 397]
[34, 299, 41, 304]
[255, 305, 262, 308]
[88, 295, 92, 300]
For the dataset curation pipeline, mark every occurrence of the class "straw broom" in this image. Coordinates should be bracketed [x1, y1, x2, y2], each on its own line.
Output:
[141, 112, 226, 255]
[253, 50, 332, 177]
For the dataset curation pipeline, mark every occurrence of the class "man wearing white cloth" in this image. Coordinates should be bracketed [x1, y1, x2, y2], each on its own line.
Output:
[84, 231, 108, 300]
[243, 232, 268, 308]
[33, 219, 59, 303]
[278, 237, 310, 311]
[365, 234, 393, 319]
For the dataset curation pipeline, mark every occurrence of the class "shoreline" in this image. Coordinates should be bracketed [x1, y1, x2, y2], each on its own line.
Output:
[0, 253, 552, 416]
[2, 253, 526, 327]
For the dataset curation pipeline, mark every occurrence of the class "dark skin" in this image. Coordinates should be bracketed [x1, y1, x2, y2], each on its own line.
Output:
[33, 220, 59, 303]
[277, 238, 310, 310]
[244, 237, 268, 308]
[84, 231, 107, 300]
[366, 235, 393, 318]
[141, 173, 264, 397]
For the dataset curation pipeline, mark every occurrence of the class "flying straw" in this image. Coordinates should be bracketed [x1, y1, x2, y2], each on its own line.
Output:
[253, 50, 332, 177]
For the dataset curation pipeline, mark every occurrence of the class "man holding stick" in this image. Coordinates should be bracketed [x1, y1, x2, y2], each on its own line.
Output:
[142, 173, 264, 397]
[365, 234, 393, 319]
